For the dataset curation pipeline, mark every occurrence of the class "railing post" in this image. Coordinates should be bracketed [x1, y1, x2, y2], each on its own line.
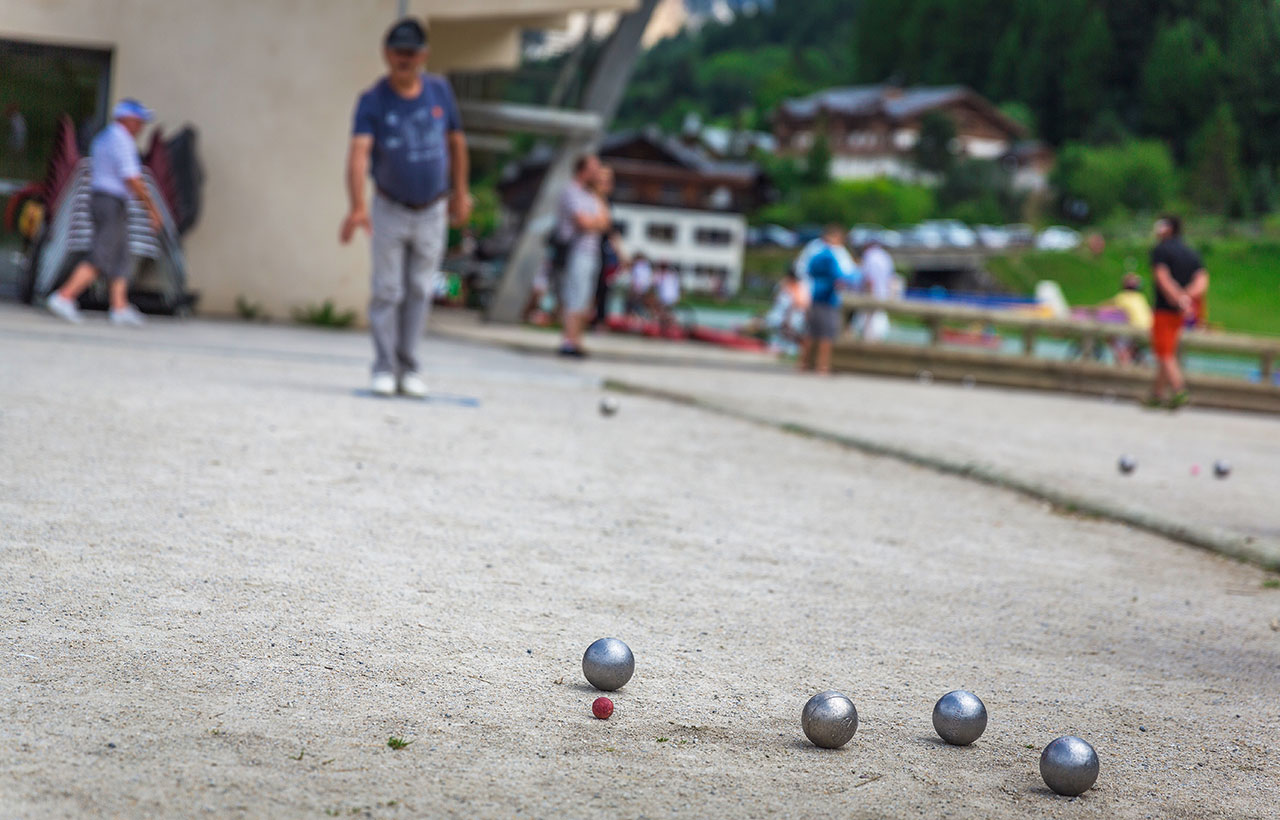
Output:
[1262, 353, 1274, 381]
[1021, 326, 1036, 356]
[1080, 332, 1096, 360]
[925, 316, 941, 346]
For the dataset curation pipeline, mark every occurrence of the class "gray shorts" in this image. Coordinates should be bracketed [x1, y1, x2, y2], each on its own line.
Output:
[88, 191, 132, 281]
[806, 303, 841, 340]
[557, 244, 600, 314]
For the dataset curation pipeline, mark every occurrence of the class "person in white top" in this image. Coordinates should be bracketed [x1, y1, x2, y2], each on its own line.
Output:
[627, 253, 654, 315]
[46, 99, 163, 327]
[858, 240, 895, 341]
[656, 263, 681, 307]
[653, 262, 682, 332]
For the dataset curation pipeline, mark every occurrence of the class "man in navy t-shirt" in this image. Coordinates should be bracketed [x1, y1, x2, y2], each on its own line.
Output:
[340, 18, 471, 398]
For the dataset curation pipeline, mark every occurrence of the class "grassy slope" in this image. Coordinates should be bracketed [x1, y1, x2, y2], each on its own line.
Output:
[986, 241, 1280, 335]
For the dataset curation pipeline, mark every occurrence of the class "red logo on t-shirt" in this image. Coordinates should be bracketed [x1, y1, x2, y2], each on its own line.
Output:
[432, 105, 443, 119]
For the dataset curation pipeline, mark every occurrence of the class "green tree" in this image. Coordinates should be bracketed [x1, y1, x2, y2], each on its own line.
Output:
[803, 129, 832, 185]
[1051, 140, 1177, 221]
[913, 111, 956, 176]
[1140, 19, 1225, 159]
[1187, 103, 1245, 215]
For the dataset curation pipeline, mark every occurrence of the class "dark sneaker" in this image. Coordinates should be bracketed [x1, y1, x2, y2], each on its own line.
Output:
[557, 344, 587, 359]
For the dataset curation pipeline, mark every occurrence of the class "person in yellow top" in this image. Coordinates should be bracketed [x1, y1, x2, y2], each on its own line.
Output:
[1101, 273, 1152, 365]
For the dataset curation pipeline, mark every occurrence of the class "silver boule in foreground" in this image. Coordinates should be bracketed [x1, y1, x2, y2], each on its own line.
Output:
[931, 690, 987, 745]
[1213, 460, 1231, 479]
[599, 396, 620, 417]
[582, 637, 634, 691]
[801, 690, 858, 749]
[1118, 455, 1137, 475]
[1040, 736, 1099, 796]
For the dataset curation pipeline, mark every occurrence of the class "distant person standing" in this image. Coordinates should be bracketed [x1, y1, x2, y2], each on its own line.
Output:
[1145, 215, 1207, 409]
[552, 154, 610, 357]
[655, 262, 682, 330]
[45, 99, 163, 327]
[858, 239, 895, 341]
[799, 224, 859, 374]
[626, 253, 654, 315]
[340, 18, 472, 398]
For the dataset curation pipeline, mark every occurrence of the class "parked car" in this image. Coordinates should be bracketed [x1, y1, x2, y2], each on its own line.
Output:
[903, 223, 947, 249]
[927, 219, 978, 248]
[847, 224, 903, 249]
[975, 225, 1010, 249]
[875, 228, 904, 248]
[1003, 223, 1036, 247]
[1036, 226, 1083, 251]
[848, 224, 883, 247]
[794, 224, 824, 245]
[748, 224, 799, 248]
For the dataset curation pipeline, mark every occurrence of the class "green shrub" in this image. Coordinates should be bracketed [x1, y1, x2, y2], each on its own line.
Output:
[756, 178, 936, 227]
[293, 300, 357, 329]
[1052, 140, 1178, 222]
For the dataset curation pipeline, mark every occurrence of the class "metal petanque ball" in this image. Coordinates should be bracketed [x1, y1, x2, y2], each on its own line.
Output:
[801, 690, 858, 749]
[1040, 736, 1100, 797]
[582, 637, 634, 691]
[1118, 455, 1137, 475]
[931, 690, 987, 746]
[1214, 460, 1231, 479]
[599, 396, 620, 417]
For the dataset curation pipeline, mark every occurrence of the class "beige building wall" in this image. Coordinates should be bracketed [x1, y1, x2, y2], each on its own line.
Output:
[2, 0, 636, 321]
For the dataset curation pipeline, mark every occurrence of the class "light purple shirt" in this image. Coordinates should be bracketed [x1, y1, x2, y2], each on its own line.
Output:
[89, 122, 142, 200]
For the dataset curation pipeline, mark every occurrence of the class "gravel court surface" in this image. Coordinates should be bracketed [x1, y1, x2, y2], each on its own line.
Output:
[2, 307, 1278, 819]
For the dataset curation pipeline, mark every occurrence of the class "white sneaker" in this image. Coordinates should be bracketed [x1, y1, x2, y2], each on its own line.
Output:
[371, 372, 396, 397]
[398, 372, 428, 398]
[109, 304, 146, 327]
[46, 293, 83, 324]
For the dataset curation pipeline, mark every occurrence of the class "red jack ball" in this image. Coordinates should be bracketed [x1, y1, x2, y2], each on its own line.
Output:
[592, 697, 614, 720]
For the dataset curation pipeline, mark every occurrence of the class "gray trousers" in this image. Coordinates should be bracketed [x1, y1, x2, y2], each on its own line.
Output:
[369, 194, 447, 375]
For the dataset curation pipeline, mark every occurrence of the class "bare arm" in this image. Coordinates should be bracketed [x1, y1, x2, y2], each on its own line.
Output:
[340, 136, 373, 243]
[125, 176, 161, 228]
[447, 131, 472, 227]
[1186, 269, 1209, 299]
[345, 135, 373, 215]
[574, 197, 612, 233]
[1154, 263, 1187, 307]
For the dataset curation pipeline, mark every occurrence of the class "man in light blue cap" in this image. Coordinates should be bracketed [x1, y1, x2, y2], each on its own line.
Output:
[47, 98, 164, 326]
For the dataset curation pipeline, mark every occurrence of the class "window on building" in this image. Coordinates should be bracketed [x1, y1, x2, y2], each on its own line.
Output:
[706, 185, 732, 210]
[659, 184, 684, 206]
[613, 220, 629, 238]
[647, 223, 677, 243]
[694, 227, 733, 247]
[0, 38, 112, 183]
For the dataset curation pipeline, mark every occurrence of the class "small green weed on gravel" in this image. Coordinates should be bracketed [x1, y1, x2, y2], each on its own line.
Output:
[387, 736, 413, 750]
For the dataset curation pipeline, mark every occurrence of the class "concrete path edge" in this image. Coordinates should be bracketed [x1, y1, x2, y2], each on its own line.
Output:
[603, 378, 1280, 573]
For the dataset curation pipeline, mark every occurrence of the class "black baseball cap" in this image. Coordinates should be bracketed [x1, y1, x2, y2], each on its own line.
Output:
[385, 18, 427, 51]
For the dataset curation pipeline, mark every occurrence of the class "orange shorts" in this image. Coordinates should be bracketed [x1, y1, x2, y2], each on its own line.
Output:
[1151, 309, 1183, 359]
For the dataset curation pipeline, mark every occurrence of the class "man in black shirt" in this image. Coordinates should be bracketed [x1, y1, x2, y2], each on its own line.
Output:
[1146, 215, 1208, 409]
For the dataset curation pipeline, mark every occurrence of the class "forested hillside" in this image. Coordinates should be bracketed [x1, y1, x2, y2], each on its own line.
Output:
[619, 1, 1280, 201]
[498, 2, 1280, 223]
